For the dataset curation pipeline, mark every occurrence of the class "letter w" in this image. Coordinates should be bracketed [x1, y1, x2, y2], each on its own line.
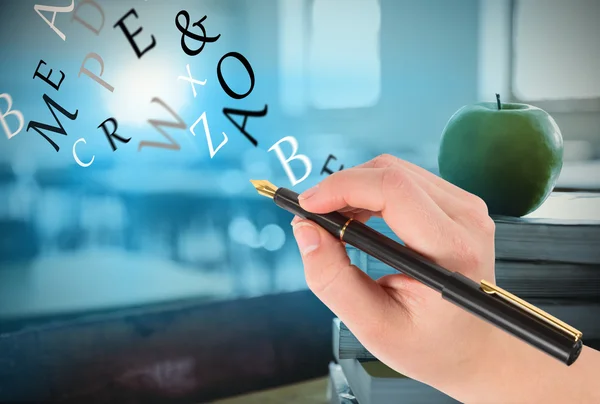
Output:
[138, 97, 186, 151]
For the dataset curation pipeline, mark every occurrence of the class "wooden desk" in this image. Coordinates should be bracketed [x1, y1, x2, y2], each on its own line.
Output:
[214, 377, 329, 404]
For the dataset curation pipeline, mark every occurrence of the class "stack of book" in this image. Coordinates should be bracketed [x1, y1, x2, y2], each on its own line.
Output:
[329, 192, 600, 403]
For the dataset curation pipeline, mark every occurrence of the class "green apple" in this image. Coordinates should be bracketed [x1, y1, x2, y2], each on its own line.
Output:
[438, 95, 563, 217]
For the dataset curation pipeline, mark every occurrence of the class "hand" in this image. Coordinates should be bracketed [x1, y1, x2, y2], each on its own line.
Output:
[291, 154, 600, 403]
[291, 154, 496, 390]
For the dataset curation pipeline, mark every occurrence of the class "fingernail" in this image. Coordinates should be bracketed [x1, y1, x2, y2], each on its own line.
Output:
[292, 222, 321, 256]
[299, 185, 319, 200]
[291, 216, 301, 226]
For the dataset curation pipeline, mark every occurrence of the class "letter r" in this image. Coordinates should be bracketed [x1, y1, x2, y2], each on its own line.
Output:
[0, 93, 25, 139]
[268, 136, 312, 186]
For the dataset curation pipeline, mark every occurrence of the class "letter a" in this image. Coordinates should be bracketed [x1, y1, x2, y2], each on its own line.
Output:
[0, 94, 25, 140]
[268, 136, 312, 186]
[34, 0, 75, 41]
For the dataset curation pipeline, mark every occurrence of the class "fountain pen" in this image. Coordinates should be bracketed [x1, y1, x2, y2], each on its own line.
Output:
[250, 179, 583, 365]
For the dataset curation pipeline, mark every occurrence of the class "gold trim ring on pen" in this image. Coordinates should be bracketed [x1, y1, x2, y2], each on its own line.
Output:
[340, 218, 353, 241]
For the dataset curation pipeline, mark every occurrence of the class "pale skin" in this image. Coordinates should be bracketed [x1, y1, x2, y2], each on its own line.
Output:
[290, 154, 600, 404]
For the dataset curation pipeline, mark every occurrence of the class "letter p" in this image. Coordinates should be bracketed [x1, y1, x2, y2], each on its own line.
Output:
[268, 136, 312, 186]
[0, 93, 25, 139]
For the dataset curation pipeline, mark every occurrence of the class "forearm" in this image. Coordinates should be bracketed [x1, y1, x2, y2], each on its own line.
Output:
[443, 326, 600, 403]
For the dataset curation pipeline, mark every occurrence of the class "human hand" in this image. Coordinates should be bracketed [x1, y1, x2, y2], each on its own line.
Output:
[291, 154, 600, 403]
[291, 154, 497, 394]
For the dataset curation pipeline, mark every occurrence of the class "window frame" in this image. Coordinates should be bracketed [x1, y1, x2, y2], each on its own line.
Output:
[508, 0, 600, 113]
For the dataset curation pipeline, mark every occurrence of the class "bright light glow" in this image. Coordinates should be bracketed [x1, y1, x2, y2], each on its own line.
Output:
[104, 62, 189, 127]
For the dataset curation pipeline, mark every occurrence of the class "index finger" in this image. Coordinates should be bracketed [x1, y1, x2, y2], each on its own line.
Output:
[299, 166, 456, 261]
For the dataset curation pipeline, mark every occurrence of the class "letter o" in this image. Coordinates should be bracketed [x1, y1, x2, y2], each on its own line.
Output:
[216, 52, 255, 100]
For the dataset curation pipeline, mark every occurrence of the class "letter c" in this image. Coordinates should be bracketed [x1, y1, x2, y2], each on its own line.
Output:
[73, 137, 95, 167]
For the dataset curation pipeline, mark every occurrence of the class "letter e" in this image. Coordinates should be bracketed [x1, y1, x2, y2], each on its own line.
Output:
[113, 9, 156, 59]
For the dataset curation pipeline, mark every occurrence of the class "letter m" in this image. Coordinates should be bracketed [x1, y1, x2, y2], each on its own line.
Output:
[27, 94, 78, 151]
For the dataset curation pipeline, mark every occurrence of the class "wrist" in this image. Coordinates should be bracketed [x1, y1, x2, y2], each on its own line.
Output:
[443, 325, 595, 403]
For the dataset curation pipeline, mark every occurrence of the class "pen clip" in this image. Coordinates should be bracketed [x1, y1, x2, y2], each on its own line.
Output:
[480, 280, 583, 342]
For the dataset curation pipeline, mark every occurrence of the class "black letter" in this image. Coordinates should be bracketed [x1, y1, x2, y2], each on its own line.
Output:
[27, 94, 78, 151]
[33, 60, 65, 91]
[175, 11, 220, 56]
[222, 105, 268, 147]
[98, 117, 131, 151]
[217, 52, 255, 100]
[113, 8, 156, 59]
[321, 154, 344, 175]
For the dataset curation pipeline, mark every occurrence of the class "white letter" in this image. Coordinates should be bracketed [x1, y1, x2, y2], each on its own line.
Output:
[177, 64, 206, 98]
[268, 136, 312, 186]
[73, 138, 95, 167]
[34, 0, 75, 41]
[190, 112, 228, 158]
[0, 93, 25, 139]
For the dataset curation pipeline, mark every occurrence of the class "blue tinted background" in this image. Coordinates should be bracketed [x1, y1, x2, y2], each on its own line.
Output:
[0, 0, 479, 319]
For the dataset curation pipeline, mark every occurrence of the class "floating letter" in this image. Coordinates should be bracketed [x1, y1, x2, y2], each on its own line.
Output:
[33, 60, 65, 91]
[113, 9, 156, 59]
[0, 94, 25, 140]
[321, 154, 344, 175]
[138, 98, 186, 151]
[177, 64, 206, 98]
[217, 52, 255, 100]
[72, 0, 104, 35]
[27, 94, 78, 152]
[72, 138, 95, 167]
[175, 11, 220, 56]
[79, 53, 114, 92]
[190, 112, 228, 158]
[98, 117, 130, 151]
[222, 105, 267, 147]
[34, 0, 75, 41]
[268, 136, 312, 186]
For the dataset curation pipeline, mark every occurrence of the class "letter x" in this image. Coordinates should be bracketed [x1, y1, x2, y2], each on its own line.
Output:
[178, 64, 207, 98]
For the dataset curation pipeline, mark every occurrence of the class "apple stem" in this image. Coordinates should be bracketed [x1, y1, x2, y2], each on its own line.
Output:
[496, 93, 502, 110]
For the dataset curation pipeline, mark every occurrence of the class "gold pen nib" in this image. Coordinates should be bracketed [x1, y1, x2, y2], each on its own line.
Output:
[250, 179, 278, 199]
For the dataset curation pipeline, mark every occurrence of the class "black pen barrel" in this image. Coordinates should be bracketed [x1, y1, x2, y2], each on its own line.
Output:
[442, 272, 582, 365]
[274, 187, 582, 365]
[275, 188, 453, 290]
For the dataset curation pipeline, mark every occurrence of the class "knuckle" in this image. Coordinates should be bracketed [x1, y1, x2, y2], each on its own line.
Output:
[381, 166, 409, 190]
[470, 194, 489, 216]
[372, 154, 398, 168]
[479, 215, 496, 235]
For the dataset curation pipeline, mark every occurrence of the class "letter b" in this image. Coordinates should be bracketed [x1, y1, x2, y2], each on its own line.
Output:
[268, 136, 312, 186]
[0, 93, 25, 139]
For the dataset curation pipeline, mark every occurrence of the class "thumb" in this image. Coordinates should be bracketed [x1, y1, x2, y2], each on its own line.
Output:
[291, 217, 406, 338]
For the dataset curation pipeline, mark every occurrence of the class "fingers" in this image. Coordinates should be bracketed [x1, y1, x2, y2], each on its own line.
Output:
[291, 217, 409, 341]
[358, 154, 483, 206]
[299, 166, 458, 261]
[356, 155, 481, 221]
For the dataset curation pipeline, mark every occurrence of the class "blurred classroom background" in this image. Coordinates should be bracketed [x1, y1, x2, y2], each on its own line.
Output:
[0, 0, 598, 401]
